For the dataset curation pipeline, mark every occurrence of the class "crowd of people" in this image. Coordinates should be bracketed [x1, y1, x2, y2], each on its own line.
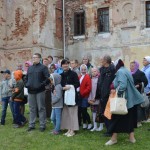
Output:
[0, 53, 150, 146]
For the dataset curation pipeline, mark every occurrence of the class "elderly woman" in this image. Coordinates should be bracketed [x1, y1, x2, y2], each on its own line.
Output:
[79, 64, 92, 129]
[82, 55, 93, 75]
[105, 59, 144, 146]
[130, 61, 148, 126]
[60, 59, 80, 137]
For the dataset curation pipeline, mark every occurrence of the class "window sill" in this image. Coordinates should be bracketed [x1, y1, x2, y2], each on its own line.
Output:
[73, 35, 85, 40]
[97, 32, 111, 38]
[144, 27, 150, 31]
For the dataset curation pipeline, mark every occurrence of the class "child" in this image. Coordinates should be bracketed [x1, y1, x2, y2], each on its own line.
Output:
[12, 70, 27, 128]
[50, 73, 63, 135]
[0, 70, 15, 125]
[88, 68, 103, 131]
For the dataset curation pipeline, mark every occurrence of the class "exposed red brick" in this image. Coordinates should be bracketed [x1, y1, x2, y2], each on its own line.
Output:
[55, 0, 63, 40]
[11, 8, 31, 38]
[39, 3, 48, 31]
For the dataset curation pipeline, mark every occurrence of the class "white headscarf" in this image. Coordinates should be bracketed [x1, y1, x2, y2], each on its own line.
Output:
[114, 59, 119, 67]
[80, 64, 88, 75]
[144, 56, 150, 63]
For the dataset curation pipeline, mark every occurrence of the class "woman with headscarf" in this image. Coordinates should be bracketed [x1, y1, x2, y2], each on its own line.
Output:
[24, 61, 32, 74]
[105, 59, 144, 146]
[130, 61, 148, 126]
[79, 64, 92, 130]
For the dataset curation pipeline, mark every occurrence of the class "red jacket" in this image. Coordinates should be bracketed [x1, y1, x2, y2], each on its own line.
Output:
[79, 74, 92, 98]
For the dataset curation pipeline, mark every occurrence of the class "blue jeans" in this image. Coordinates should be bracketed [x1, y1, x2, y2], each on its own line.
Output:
[51, 108, 62, 132]
[1, 97, 15, 125]
[13, 101, 26, 125]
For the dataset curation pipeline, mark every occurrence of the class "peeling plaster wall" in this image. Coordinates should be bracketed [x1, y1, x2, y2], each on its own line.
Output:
[65, 0, 150, 68]
[0, 0, 63, 71]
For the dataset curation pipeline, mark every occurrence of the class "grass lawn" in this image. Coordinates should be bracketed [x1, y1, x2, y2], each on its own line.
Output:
[0, 104, 150, 150]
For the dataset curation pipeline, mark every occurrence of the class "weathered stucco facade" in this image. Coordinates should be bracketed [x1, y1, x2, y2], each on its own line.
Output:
[65, 0, 150, 68]
[0, 0, 150, 70]
[0, 0, 63, 71]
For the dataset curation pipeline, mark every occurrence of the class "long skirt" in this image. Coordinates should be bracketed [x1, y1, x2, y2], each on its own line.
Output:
[137, 104, 147, 122]
[61, 105, 79, 131]
[108, 106, 137, 133]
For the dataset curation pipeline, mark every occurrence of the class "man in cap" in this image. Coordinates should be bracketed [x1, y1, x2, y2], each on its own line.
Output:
[0, 69, 15, 125]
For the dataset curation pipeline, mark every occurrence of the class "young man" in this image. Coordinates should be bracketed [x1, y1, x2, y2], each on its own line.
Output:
[0, 70, 15, 125]
[70, 60, 80, 76]
[25, 53, 50, 132]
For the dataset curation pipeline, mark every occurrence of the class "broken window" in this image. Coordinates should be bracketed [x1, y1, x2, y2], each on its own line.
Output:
[98, 8, 109, 33]
[74, 11, 85, 36]
[146, 1, 150, 28]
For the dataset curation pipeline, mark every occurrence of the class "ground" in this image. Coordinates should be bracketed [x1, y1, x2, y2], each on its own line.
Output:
[0, 104, 150, 150]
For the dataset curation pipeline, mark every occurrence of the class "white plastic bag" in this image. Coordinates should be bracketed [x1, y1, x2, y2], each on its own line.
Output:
[64, 85, 76, 106]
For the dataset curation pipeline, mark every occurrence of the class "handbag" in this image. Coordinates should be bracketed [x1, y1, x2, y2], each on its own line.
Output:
[110, 91, 128, 115]
[140, 83, 150, 108]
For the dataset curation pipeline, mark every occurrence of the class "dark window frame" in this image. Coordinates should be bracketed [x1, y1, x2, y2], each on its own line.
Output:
[146, 1, 150, 28]
[97, 7, 109, 33]
[74, 11, 85, 36]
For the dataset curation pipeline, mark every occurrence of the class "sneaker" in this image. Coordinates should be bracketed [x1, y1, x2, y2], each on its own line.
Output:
[137, 122, 142, 128]
[105, 140, 117, 146]
[87, 124, 92, 130]
[39, 128, 45, 132]
[64, 130, 70, 136]
[22, 119, 28, 126]
[83, 124, 87, 129]
[90, 128, 98, 132]
[67, 132, 75, 137]
[52, 131, 59, 135]
[142, 118, 150, 123]
[27, 127, 35, 132]
[96, 126, 103, 131]
[13, 124, 23, 128]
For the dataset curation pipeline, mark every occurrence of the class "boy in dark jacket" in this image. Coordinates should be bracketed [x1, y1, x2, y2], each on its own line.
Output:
[12, 70, 27, 128]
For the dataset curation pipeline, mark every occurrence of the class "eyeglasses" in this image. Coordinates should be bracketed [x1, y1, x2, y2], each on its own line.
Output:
[32, 57, 40, 59]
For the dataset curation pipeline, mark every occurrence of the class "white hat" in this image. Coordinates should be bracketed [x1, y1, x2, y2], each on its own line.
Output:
[144, 56, 150, 63]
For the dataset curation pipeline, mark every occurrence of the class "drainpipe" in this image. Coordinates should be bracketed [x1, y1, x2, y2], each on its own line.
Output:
[62, 0, 66, 59]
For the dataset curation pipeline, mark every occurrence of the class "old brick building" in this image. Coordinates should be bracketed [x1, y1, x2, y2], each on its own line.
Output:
[0, 0, 150, 70]
[64, 0, 150, 67]
[0, 0, 63, 70]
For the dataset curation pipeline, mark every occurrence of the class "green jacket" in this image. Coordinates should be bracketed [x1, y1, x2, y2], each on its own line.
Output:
[12, 79, 24, 101]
